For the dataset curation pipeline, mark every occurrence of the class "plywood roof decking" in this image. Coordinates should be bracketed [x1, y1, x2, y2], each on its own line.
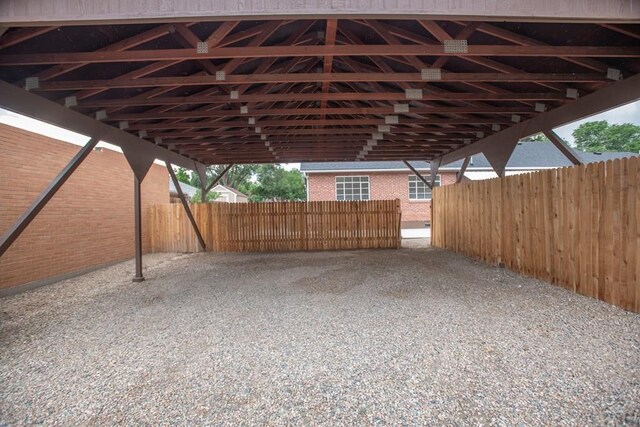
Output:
[0, 19, 639, 165]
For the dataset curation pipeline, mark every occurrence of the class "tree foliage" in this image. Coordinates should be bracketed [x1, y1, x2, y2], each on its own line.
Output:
[196, 164, 258, 195]
[189, 191, 220, 203]
[173, 164, 257, 195]
[247, 165, 306, 202]
[572, 120, 640, 153]
[172, 164, 306, 202]
[175, 167, 191, 184]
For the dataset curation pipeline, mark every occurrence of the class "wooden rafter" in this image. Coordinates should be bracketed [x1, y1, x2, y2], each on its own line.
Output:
[107, 106, 534, 121]
[2, 45, 637, 66]
[320, 19, 338, 117]
[0, 26, 57, 50]
[34, 72, 609, 92]
[78, 91, 568, 109]
[1, 17, 638, 164]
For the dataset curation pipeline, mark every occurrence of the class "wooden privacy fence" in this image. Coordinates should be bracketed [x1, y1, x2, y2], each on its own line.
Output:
[432, 156, 639, 313]
[149, 199, 401, 253]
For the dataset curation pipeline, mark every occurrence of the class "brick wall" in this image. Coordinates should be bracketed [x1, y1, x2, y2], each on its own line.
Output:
[0, 123, 169, 290]
[306, 171, 457, 222]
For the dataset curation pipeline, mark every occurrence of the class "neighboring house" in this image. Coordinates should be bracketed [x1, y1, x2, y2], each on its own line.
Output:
[210, 184, 249, 203]
[169, 179, 249, 203]
[301, 141, 638, 224]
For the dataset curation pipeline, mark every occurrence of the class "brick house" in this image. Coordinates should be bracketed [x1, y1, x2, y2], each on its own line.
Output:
[301, 141, 637, 225]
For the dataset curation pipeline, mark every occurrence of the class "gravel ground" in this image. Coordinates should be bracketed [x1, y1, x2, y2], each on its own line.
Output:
[1, 246, 639, 426]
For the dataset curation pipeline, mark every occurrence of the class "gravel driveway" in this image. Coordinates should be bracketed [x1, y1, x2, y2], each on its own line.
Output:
[1, 246, 639, 426]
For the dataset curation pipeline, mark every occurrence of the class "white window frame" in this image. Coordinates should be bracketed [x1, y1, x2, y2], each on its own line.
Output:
[408, 174, 440, 201]
[335, 176, 370, 201]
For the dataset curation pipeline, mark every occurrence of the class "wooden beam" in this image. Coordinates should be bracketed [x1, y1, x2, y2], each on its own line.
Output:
[0, 138, 99, 258]
[127, 117, 511, 130]
[79, 91, 567, 108]
[120, 20, 283, 125]
[430, 157, 442, 186]
[437, 72, 640, 166]
[73, 60, 184, 101]
[108, 105, 533, 121]
[456, 156, 471, 183]
[403, 160, 432, 189]
[195, 151, 450, 163]
[167, 138, 467, 148]
[172, 24, 220, 76]
[542, 130, 583, 165]
[481, 129, 519, 177]
[0, 26, 57, 50]
[205, 163, 234, 194]
[601, 24, 640, 40]
[418, 21, 451, 42]
[0, 80, 202, 170]
[167, 162, 206, 251]
[207, 21, 238, 44]
[154, 127, 491, 139]
[474, 22, 614, 73]
[31, 24, 180, 82]
[320, 18, 338, 115]
[35, 72, 609, 91]
[368, 20, 566, 94]
[2, 45, 637, 65]
[347, 19, 537, 114]
[235, 20, 317, 97]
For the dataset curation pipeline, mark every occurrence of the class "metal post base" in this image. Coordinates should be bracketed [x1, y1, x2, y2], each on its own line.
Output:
[132, 276, 145, 283]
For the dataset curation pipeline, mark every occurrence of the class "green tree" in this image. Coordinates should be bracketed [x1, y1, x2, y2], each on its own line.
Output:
[249, 164, 306, 202]
[188, 164, 258, 195]
[174, 167, 191, 184]
[572, 120, 640, 153]
[189, 191, 220, 203]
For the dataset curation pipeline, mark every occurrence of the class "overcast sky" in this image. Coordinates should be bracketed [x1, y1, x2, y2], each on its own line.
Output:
[553, 100, 640, 143]
[1, 99, 639, 170]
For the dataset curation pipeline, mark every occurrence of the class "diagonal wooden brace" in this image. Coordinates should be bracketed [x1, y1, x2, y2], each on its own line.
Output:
[167, 163, 207, 251]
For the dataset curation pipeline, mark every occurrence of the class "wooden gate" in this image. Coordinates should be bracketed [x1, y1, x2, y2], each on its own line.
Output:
[149, 199, 402, 253]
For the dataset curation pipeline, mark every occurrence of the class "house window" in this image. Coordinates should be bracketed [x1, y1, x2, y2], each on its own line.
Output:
[408, 175, 440, 200]
[336, 176, 370, 200]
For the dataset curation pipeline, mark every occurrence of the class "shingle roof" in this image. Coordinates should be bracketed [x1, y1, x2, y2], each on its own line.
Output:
[169, 178, 199, 197]
[300, 142, 638, 172]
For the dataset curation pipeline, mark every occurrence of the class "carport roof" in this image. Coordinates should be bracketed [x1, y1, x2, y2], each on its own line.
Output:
[300, 141, 639, 171]
[0, 8, 639, 166]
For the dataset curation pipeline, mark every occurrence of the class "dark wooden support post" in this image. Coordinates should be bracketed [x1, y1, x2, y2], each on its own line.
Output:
[132, 175, 144, 282]
[542, 130, 583, 165]
[430, 157, 442, 187]
[167, 163, 206, 251]
[403, 160, 432, 189]
[456, 156, 471, 183]
[201, 186, 207, 204]
[0, 137, 99, 258]
[121, 147, 155, 283]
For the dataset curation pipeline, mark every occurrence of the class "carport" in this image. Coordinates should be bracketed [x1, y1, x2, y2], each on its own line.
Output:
[1, 2, 640, 423]
[1, 2, 639, 281]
